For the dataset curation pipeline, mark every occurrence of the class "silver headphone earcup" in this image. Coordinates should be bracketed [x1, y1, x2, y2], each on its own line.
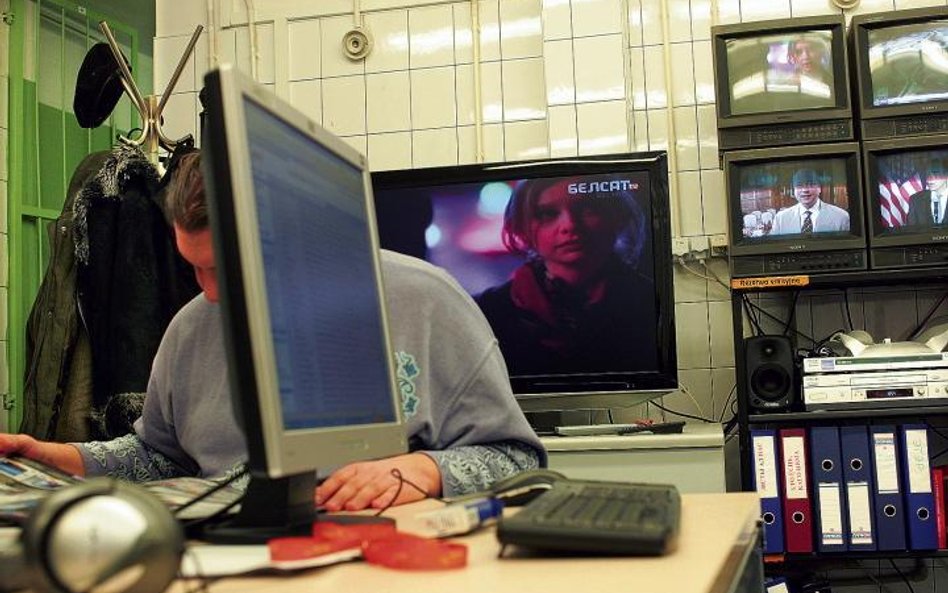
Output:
[22, 478, 184, 593]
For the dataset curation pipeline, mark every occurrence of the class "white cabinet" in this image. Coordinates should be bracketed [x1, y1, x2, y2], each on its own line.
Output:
[541, 423, 726, 493]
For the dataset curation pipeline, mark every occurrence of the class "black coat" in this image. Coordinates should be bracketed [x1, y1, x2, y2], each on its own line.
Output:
[21, 145, 200, 441]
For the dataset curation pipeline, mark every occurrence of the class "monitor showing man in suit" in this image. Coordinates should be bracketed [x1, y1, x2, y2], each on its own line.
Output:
[770, 168, 850, 236]
[906, 159, 948, 228]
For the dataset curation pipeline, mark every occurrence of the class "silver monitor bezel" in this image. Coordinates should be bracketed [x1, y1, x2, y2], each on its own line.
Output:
[211, 64, 406, 478]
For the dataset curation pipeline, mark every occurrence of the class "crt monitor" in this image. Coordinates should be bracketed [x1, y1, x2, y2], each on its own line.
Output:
[863, 135, 948, 269]
[724, 142, 867, 278]
[711, 15, 852, 150]
[850, 6, 948, 140]
[372, 153, 677, 412]
[201, 65, 406, 541]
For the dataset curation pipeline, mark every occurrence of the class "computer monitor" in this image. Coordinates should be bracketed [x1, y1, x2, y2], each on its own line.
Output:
[711, 15, 853, 151]
[372, 153, 677, 412]
[724, 142, 867, 278]
[863, 134, 948, 269]
[201, 65, 406, 542]
[851, 6, 948, 140]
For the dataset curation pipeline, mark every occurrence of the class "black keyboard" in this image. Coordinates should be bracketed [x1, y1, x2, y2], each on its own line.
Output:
[496, 479, 681, 555]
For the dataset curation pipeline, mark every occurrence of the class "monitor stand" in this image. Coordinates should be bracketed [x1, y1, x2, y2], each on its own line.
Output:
[199, 472, 393, 544]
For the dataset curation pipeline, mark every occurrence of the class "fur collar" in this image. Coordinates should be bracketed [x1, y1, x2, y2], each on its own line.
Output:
[73, 144, 160, 264]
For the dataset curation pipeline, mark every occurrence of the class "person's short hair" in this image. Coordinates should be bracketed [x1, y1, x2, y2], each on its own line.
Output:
[790, 35, 828, 56]
[927, 158, 947, 179]
[165, 152, 208, 232]
[791, 169, 821, 187]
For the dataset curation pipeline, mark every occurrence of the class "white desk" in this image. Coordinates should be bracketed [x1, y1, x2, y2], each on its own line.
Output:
[171, 492, 761, 593]
[542, 422, 726, 492]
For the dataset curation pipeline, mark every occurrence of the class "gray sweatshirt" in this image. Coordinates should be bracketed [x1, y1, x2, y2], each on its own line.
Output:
[77, 250, 546, 496]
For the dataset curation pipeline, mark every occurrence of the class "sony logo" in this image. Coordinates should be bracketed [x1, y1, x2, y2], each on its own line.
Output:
[933, 235, 948, 241]
[788, 244, 806, 250]
[568, 180, 636, 194]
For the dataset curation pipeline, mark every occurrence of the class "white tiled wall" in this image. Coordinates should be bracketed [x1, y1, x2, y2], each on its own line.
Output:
[0, 0, 9, 433]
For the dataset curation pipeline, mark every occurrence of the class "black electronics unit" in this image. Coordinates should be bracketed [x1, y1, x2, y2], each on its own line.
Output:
[724, 142, 867, 278]
[850, 6, 948, 141]
[712, 15, 853, 151]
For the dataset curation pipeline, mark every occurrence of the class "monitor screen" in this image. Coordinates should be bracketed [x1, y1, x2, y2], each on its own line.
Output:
[732, 157, 854, 243]
[202, 65, 405, 542]
[867, 20, 948, 108]
[867, 146, 948, 234]
[725, 29, 837, 116]
[373, 154, 677, 404]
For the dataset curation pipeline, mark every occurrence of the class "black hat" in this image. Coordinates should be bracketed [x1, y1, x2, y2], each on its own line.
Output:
[73, 43, 130, 129]
[791, 169, 821, 186]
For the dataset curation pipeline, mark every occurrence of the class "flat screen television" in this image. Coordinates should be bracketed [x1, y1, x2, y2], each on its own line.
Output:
[863, 134, 948, 269]
[724, 142, 867, 278]
[712, 15, 853, 151]
[371, 153, 677, 411]
[851, 6, 948, 140]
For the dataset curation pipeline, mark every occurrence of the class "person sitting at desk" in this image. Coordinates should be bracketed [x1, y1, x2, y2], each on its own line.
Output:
[0, 153, 546, 512]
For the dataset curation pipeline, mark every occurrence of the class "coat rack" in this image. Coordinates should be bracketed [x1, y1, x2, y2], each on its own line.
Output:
[99, 21, 203, 172]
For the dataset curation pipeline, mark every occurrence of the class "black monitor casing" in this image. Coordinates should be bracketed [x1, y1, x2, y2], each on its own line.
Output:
[372, 152, 678, 411]
[851, 6, 948, 141]
[863, 134, 948, 269]
[725, 142, 867, 278]
[712, 15, 853, 152]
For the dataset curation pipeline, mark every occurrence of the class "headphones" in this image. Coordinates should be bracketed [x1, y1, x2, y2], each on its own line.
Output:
[2, 478, 184, 593]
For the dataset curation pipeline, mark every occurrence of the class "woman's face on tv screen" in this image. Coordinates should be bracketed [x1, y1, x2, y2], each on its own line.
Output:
[528, 180, 623, 272]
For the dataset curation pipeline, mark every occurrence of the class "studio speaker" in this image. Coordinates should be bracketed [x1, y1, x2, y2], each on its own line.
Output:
[744, 335, 796, 413]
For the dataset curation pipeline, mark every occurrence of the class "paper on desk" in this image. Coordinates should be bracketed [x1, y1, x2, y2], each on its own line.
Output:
[179, 544, 362, 577]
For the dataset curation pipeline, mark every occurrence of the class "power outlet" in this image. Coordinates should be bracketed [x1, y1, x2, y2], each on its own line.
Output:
[671, 237, 690, 257]
[709, 234, 729, 258]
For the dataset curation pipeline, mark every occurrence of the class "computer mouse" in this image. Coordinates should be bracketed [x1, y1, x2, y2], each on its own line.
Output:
[490, 469, 567, 507]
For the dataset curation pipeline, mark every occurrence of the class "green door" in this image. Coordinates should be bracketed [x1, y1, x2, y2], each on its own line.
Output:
[7, 0, 140, 431]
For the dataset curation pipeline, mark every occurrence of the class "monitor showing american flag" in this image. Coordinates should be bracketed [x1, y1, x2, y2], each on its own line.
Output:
[872, 148, 948, 232]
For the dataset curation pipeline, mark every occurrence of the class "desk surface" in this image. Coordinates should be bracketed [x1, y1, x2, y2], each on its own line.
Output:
[171, 492, 759, 593]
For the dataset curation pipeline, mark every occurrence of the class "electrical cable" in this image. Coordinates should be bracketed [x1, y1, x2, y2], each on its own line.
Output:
[842, 288, 855, 331]
[648, 400, 716, 423]
[174, 466, 249, 518]
[907, 291, 948, 341]
[742, 295, 818, 345]
[741, 294, 764, 336]
[718, 384, 737, 423]
[782, 291, 799, 337]
[887, 558, 917, 593]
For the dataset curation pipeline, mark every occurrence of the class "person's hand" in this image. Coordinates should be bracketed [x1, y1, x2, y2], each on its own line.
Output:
[0, 433, 85, 477]
[315, 453, 442, 512]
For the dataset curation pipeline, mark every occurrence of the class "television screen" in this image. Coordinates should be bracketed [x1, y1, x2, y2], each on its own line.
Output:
[372, 154, 677, 400]
[867, 20, 948, 108]
[712, 16, 853, 149]
[725, 144, 866, 276]
[867, 146, 948, 233]
[725, 29, 837, 116]
[733, 157, 854, 242]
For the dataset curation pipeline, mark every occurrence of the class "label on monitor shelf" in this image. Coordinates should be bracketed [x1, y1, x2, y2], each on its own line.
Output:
[731, 275, 810, 290]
